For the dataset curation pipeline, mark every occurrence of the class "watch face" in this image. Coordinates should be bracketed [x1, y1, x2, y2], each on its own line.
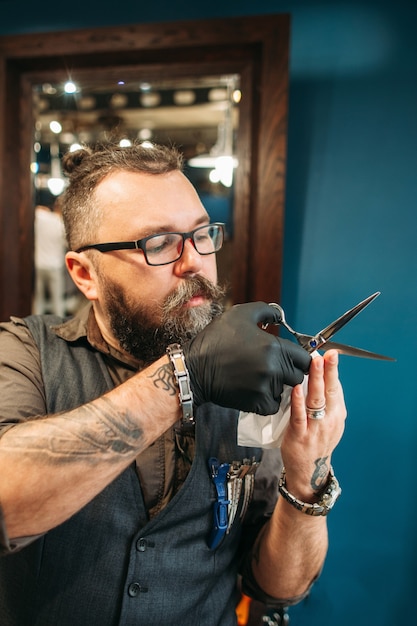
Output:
[319, 477, 342, 511]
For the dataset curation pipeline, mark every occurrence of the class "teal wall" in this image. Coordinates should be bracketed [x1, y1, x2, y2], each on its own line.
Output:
[1, 1, 416, 624]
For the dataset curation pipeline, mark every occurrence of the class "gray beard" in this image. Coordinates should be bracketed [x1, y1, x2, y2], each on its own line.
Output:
[103, 275, 226, 365]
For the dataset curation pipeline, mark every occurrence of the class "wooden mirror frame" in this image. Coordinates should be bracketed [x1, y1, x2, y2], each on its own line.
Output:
[0, 14, 290, 319]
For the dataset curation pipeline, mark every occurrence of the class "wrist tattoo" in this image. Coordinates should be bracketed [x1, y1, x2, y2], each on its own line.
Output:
[148, 362, 177, 396]
[311, 457, 329, 491]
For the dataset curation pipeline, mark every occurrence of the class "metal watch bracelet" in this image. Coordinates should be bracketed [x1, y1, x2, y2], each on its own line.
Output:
[278, 466, 341, 516]
[166, 343, 195, 426]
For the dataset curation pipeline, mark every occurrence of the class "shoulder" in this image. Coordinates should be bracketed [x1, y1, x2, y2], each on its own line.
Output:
[0, 315, 43, 370]
[0, 316, 37, 351]
[0, 317, 46, 428]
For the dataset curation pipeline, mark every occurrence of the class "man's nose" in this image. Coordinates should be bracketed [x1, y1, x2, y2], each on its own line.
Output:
[173, 238, 203, 275]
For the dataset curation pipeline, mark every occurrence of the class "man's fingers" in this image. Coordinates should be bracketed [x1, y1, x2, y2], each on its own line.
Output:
[323, 350, 342, 410]
[305, 356, 325, 410]
[290, 384, 307, 427]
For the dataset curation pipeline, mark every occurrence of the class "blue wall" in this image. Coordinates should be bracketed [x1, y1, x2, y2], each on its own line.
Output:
[1, 2, 416, 624]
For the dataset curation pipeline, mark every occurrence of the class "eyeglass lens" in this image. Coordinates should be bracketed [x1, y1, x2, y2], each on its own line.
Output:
[145, 224, 223, 265]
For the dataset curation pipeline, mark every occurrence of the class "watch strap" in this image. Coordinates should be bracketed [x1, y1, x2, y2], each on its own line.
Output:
[278, 466, 341, 516]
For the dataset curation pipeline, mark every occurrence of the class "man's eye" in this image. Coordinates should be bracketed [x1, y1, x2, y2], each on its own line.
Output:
[147, 234, 177, 255]
[195, 233, 210, 243]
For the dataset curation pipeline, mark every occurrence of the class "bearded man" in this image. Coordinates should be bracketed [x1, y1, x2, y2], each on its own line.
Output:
[0, 143, 346, 626]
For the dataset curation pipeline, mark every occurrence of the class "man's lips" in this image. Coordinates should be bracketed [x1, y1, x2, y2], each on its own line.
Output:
[184, 294, 207, 307]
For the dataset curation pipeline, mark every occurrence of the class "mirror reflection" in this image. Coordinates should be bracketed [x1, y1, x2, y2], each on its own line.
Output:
[31, 74, 240, 316]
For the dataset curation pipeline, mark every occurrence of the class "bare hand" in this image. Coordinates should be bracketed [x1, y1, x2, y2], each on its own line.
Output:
[280, 350, 347, 501]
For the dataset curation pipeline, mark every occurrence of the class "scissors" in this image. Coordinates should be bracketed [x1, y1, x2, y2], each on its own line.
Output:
[266, 292, 395, 361]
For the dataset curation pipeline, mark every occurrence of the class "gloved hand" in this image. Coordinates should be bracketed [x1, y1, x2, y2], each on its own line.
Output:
[183, 301, 311, 415]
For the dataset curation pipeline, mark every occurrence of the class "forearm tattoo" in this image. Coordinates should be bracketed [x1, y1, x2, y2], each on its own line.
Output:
[1, 397, 143, 465]
[148, 362, 177, 396]
[2, 363, 179, 468]
[311, 457, 329, 491]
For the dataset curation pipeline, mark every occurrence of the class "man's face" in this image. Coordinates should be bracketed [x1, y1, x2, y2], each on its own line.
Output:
[85, 169, 225, 362]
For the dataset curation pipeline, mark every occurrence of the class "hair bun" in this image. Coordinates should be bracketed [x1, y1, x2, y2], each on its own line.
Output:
[62, 147, 92, 175]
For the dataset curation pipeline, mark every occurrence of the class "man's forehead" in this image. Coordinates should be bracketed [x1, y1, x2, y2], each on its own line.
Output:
[93, 169, 208, 235]
[96, 168, 183, 196]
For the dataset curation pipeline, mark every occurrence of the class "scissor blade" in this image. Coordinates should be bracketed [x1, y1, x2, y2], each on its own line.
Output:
[319, 340, 396, 361]
[306, 292, 381, 351]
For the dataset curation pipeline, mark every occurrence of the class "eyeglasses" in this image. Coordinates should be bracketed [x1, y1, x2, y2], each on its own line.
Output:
[75, 222, 225, 266]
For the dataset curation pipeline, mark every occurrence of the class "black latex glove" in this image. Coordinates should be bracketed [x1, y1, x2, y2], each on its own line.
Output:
[183, 301, 311, 416]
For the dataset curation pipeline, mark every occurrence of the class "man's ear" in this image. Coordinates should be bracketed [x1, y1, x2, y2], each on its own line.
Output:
[65, 251, 99, 301]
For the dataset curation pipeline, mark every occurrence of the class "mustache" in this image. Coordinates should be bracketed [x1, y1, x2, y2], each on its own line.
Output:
[162, 275, 226, 314]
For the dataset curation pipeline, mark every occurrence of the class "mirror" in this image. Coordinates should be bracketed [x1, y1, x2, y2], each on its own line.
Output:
[0, 14, 290, 319]
[32, 73, 240, 312]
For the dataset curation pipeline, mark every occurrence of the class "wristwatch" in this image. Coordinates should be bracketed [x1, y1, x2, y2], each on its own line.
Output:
[278, 466, 341, 516]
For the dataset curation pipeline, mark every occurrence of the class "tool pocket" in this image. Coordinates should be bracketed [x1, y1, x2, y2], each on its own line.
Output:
[207, 457, 259, 550]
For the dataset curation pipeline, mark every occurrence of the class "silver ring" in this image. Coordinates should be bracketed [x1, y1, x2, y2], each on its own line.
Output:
[306, 404, 326, 420]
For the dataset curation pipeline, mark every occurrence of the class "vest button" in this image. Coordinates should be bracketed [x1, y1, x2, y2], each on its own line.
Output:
[136, 537, 155, 551]
[128, 582, 149, 596]
[128, 582, 140, 597]
[136, 538, 147, 551]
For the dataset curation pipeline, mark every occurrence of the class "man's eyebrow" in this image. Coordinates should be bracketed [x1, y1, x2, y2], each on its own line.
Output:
[135, 215, 210, 239]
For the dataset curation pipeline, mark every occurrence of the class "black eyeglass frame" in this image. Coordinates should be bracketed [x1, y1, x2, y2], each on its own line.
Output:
[75, 222, 225, 266]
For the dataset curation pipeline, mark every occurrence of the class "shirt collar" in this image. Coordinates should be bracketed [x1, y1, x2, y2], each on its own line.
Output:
[51, 303, 141, 370]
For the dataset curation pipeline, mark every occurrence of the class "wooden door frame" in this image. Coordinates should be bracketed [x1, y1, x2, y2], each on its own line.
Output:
[0, 14, 290, 318]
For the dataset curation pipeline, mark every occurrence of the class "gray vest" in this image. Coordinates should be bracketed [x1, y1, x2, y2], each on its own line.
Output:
[0, 315, 264, 626]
